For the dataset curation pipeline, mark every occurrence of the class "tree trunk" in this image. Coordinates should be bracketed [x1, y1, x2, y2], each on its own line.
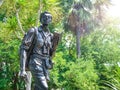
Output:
[76, 25, 81, 58]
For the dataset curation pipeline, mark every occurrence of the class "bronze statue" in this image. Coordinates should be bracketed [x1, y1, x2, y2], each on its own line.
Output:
[19, 11, 60, 90]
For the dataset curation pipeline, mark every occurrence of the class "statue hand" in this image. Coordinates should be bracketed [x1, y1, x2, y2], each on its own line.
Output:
[19, 70, 29, 82]
[19, 70, 27, 78]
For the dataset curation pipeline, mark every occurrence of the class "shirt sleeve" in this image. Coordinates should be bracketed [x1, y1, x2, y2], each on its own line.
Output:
[20, 28, 35, 51]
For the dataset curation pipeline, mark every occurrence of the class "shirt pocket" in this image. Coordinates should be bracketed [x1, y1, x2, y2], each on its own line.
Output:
[36, 35, 44, 48]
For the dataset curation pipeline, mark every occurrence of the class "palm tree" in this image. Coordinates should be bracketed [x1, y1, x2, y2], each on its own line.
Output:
[67, 0, 92, 58]
[93, 0, 111, 26]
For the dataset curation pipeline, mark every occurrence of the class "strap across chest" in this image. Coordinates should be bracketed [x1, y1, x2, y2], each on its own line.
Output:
[40, 31, 51, 48]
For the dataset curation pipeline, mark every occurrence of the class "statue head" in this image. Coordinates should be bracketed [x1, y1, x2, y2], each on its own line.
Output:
[40, 11, 52, 25]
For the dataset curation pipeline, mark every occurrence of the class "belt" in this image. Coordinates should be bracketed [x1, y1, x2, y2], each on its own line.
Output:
[32, 54, 49, 60]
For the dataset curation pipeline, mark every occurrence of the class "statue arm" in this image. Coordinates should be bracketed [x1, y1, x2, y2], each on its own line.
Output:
[20, 49, 27, 72]
[20, 28, 35, 73]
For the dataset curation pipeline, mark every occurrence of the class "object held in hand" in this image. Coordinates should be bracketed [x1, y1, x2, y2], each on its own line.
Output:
[51, 32, 62, 58]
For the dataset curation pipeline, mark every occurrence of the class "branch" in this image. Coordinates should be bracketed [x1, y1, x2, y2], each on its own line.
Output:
[16, 9, 25, 35]
[36, 0, 43, 26]
[14, 31, 22, 40]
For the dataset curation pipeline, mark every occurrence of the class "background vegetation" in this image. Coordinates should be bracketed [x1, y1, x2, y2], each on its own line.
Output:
[0, 0, 120, 90]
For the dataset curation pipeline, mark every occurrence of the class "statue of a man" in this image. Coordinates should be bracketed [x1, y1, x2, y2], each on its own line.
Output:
[19, 11, 54, 90]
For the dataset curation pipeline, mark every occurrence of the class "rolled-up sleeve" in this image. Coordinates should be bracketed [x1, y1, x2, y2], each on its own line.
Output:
[21, 28, 35, 51]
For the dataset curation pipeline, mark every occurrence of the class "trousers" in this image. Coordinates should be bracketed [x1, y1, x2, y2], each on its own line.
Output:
[29, 55, 49, 90]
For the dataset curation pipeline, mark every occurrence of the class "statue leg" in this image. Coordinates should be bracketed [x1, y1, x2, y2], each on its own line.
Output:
[34, 78, 48, 90]
[29, 58, 48, 90]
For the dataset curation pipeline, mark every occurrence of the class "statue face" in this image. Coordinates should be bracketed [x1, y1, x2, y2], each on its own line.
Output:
[40, 12, 52, 25]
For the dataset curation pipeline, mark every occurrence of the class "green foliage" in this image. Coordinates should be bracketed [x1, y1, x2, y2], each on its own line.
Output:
[80, 28, 120, 89]
[48, 25, 120, 90]
[0, 0, 120, 90]
[49, 52, 68, 88]
[0, 39, 21, 89]
[97, 64, 120, 90]
[49, 42, 99, 90]
[64, 58, 99, 90]
[49, 32, 97, 89]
